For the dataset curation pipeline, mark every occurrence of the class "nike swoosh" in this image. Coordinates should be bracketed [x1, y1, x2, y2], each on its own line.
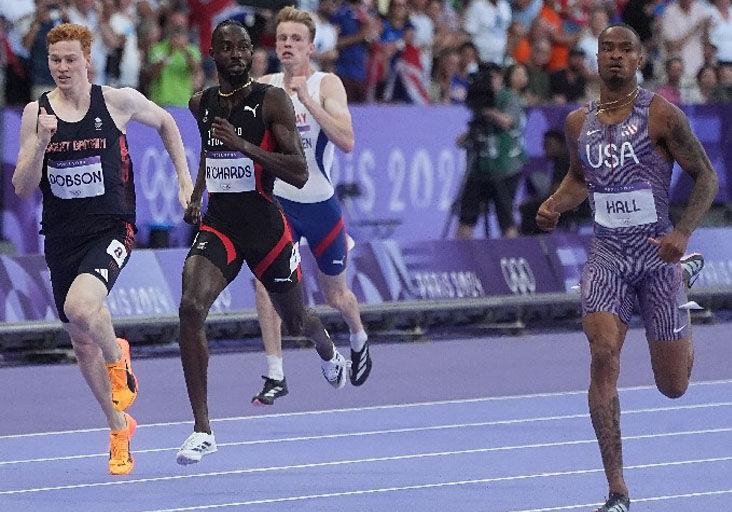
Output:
[673, 324, 687, 334]
[587, 129, 601, 136]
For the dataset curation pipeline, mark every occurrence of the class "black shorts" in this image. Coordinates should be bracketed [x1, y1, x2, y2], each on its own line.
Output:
[44, 222, 135, 323]
[459, 172, 521, 233]
[187, 207, 301, 293]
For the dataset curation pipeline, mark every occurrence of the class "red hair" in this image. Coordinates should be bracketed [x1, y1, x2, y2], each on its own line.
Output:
[47, 23, 93, 56]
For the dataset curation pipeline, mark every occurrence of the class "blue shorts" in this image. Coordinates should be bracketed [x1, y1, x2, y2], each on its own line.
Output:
[277, 195, 348, 276]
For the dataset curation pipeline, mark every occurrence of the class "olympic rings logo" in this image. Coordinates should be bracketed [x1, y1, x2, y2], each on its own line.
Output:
[138, 147, 197, 224]
[500, 257, 536, 295]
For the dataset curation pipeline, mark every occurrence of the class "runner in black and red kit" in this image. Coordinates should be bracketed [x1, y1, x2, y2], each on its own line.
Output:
[175, 20, 349, 465]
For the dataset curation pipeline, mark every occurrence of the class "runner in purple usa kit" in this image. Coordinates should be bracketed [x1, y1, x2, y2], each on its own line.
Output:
[535, 23, 718, 512]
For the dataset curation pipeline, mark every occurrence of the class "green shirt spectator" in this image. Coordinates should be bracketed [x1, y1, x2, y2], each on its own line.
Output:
[148, 31, 201, 107]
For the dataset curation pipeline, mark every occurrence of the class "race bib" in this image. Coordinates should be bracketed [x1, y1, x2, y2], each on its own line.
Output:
[593, 182, 657, 229]
[47, 156, 105, 199]
[205, 151, 255, 193]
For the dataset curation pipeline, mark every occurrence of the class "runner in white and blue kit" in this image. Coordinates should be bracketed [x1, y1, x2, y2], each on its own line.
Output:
[252, 6, 372, 405]
[536, 24, 718, 512]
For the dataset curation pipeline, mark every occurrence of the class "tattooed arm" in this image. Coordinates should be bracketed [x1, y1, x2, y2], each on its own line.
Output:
[649, 96, 719, 261]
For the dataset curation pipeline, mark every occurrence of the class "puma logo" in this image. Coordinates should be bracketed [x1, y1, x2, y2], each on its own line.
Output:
[274, 243, 300, 283]
[244, 104, 259, 117]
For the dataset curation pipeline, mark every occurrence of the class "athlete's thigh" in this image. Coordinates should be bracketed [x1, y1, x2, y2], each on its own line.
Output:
[65, 273, 110, 311]
[581, 258, 635, 325]
[582, 310, 629, 351]
[75, 224, 135, 294]
[45, 224, 134, 322]
[184, 227, 244, 303]
[239, 207, 302, 294]
[295, 197, 348, 276]
[637, 263, 689, 341]
[45, 244, 83, 323]
[638, 264, 693, 384]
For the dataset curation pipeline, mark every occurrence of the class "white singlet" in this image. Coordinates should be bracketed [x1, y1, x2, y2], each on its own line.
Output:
[267, 72, 335, 203]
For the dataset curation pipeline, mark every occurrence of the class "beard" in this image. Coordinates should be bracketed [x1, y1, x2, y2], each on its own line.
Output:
[217, 62, 252, 87]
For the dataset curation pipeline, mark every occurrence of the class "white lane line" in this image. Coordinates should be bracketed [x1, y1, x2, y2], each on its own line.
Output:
[2, 403, 731, 466]
[2, 444, 731, 496]
[131, 466, 732, 511]
[507, 489, 732, 511]
[2, 378, 731, 440]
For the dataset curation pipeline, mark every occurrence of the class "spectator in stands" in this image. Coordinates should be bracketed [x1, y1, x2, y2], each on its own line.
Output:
[333, 0, 379, 103]
[379, 0, 430, 103]
[137, 18, 162, 95]
[512, 0, 543, 31]
[621, 0, 662, 80]
[0, 0, 34, 98]
[550, 46, 589, 104]
[661, 0, 712, 82]
[249, 47, 270, 79]
[459, 40, 481, 77]
[462, 0, 512, 66]
[525, 37, 552, 105]
[505, 20, 528, 66]
[67, 0, 113, 85]
[687, 64, 720, 103]
[704, 41, 719, 68]
[22, 0, 72, 100]
[656, 56, 685, 105]
[102, 0, 140, 88]
[312, 0, 339, 72]
[576, 7, 609, 98]
[429, 46, 469, 103]
[709, 0, 732, 66]
[510, 14, 550, 65]
[427, 0, 469, 58]
[714, 61, 732, 100]
[577, 7, 609, 76]
[409, 0, 435, 81]
[147, 11, 202, 106]
[538, 0, 580, 72]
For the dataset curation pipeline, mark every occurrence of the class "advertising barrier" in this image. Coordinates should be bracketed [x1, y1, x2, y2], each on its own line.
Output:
[3, 104, 732, 253]
[1, 229, 728, 324]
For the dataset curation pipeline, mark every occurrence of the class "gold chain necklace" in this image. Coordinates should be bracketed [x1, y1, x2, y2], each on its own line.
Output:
[218, 78, 253, 98]
[597, 87, 639, 115]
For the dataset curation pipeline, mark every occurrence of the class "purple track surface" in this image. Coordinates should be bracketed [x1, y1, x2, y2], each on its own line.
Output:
[1, 323, 731, 511]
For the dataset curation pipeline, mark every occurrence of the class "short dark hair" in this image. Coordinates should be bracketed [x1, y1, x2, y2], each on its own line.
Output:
[212, 19, 249, 46]
[598, 23, 642, 49]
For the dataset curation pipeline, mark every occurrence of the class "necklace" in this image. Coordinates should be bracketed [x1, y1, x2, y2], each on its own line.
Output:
[218, 78, 253, 98]
[596, 87, 639, 114]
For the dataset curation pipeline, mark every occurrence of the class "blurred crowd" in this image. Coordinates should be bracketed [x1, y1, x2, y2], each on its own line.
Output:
[2, 0, 732, 107]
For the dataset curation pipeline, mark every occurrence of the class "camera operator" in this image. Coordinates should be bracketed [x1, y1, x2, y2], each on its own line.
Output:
[455, 63, 526, 239]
